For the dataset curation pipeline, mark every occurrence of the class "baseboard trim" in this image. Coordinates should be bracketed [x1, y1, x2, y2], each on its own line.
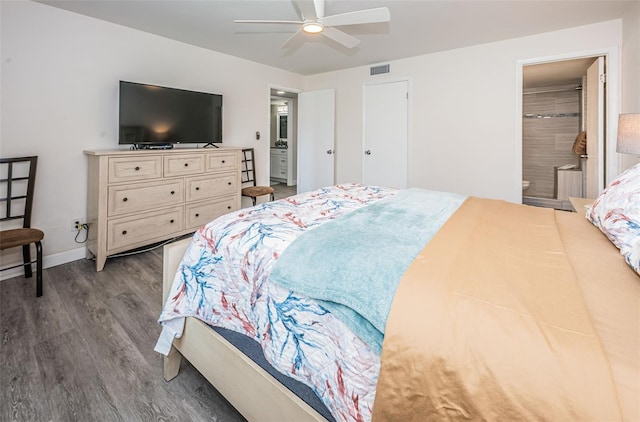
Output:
[0, 246, 87, 281]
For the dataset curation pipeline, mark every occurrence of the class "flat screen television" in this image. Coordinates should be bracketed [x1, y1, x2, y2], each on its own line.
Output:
[118, 81, 222, 148]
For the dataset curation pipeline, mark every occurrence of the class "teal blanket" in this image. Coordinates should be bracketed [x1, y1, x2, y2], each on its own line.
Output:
[269, 188, 466, 354]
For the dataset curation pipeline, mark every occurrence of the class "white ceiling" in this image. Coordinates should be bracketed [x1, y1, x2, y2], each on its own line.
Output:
[523, 57, 597, 90]
[36, 0, 632, 76]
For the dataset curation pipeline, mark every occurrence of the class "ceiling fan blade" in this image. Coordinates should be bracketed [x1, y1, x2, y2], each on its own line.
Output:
[281, 28, 304, 49]
[320, 7, 390, 27]
[293, 0, 317, 21]
[322, 27, 360, 48]
[313, 0, 325, 19]
[234, 19, 303, 24]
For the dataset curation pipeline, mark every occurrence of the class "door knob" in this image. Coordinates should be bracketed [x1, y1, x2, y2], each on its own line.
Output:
[326, 149, 334, 155]
[365, 150, 372, 155]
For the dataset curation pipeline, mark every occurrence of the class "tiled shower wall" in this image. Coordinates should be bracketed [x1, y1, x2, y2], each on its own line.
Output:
[522, 84, 581, 198]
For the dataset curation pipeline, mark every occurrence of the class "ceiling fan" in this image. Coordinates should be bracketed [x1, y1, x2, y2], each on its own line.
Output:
[234, 0, 390, 49]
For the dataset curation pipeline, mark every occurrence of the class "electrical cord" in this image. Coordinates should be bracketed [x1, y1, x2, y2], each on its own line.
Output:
[107, 235, 188, 259]
[74, 223, 89, 243]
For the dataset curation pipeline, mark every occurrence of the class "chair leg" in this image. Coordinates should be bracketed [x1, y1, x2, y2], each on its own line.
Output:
[22, 244, 33, 278]
[270, 193, 275, 202]
[252, 197, 257, 206]
[35, 241, 43, 297]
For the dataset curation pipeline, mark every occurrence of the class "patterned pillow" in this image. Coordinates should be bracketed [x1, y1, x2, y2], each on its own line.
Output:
[587, 163, 640, 274]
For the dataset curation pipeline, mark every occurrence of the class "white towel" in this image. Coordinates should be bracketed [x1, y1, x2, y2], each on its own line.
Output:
[153, 317, 185, 355]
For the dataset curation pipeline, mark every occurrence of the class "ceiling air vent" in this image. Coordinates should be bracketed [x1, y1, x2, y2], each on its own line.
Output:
[370, 64, 390, 76]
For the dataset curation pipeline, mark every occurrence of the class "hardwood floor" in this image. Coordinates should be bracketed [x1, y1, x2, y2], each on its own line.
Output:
[272, 182, 297, 201]
[0, 248, 246, 422]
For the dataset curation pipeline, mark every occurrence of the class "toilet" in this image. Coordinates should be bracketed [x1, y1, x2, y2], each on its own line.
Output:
[522, 180, 530, 191]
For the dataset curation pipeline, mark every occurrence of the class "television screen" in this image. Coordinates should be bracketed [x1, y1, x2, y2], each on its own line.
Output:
[119, 81, 222, 146]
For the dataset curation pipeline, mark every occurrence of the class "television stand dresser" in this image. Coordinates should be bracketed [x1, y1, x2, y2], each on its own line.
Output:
[84, 147, 242, 271]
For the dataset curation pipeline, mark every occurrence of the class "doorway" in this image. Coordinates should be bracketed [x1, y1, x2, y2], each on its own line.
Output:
[269, 88, 298, 198]
[521, 56, 605, 211]
[268, 86, 337, 196]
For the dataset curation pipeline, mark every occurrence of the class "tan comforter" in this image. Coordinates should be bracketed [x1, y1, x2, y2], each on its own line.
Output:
[373, 197, 637, 421]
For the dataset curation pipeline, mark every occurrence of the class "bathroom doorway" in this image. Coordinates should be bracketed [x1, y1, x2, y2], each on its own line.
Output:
[269, 88, 298, 198]
[521, 56, 605, 211]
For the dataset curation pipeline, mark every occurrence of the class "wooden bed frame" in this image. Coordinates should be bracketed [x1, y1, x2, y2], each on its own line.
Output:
[162, 238, 326, 421]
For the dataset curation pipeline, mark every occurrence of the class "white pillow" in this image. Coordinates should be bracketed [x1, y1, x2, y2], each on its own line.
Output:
[587, 163, 640, 275]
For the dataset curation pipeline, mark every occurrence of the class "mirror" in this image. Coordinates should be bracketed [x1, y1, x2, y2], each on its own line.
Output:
[279, 115, 288, 139]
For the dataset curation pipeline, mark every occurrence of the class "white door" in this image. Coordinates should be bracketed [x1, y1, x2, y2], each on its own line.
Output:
[363, 81, 408, 188]
[586, 57, 605, 198]
[297, 89, 335, 193]
[286, 98, 297, 186]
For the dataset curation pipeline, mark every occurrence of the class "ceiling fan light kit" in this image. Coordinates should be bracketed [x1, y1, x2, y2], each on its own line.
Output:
[234, 0, 390, 49]
[302, 22, 324, 34]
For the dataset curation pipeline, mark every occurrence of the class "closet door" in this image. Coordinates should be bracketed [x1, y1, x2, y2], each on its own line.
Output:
[362, 80, 409, 189]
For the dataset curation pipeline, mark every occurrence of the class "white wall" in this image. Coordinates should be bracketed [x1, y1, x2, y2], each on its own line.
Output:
[620, 1, 640, 171]
[0, 0, 304, 271]
[305, 20, 626, 203]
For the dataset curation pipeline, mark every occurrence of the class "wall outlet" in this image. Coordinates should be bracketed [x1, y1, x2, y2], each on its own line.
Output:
[71, 217, 84, 232]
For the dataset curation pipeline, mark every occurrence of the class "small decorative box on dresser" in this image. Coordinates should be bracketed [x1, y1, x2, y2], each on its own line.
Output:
[84, 148, 242, 271]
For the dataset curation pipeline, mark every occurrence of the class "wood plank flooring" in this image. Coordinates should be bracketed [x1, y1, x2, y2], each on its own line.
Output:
[0, 247, 246, 422]
[272, 183, 297, 201]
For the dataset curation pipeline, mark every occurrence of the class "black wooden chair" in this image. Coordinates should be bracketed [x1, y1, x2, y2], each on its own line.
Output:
[241, 148, 275, 206]
[0, 156, 44, 296]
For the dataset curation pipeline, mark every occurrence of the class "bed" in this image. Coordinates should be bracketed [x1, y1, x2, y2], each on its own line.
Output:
[155, 174, 640, 421]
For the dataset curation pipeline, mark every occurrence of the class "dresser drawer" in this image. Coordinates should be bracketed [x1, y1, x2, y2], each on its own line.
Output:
[271, 148, 287, 156]
[185, 196, 238, 230]
[108, 156, 162, 183]
[108, 179, 184, 216]
[107, 206, 184, 250]
[273, 168, 287, 179]
[206, 152, 238, 172]
[164, 154, 205, 177]
[185, 173, 238, 202]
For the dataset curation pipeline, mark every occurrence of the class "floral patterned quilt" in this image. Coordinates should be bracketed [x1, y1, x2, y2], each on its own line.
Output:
[156, 184, 398, 422]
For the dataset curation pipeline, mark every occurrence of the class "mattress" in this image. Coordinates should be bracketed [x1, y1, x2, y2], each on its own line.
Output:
[211, 325, 334, 421]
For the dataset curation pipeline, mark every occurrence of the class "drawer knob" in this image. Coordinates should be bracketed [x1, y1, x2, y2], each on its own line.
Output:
[195, 213, 199, 217]
[221, 160, 225, 163]
[227, 206, 231, 210]
[195, 187, 200, 191]
[184, 163, 189, 167]
[134, 166, 140, 171]
[228, 182, 232, 186]
[122, 230, 127, 235]
[170, 219, 174, 223]
[170, 191, 175, 195]
[123, 197, 128, 202]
